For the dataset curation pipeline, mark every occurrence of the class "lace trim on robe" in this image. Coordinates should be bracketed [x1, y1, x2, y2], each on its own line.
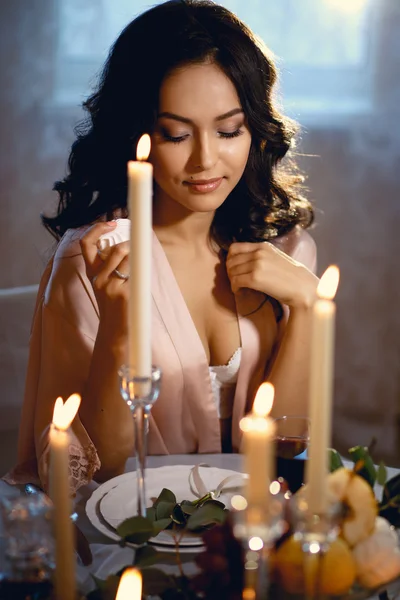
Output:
[3, 436, 101, 497]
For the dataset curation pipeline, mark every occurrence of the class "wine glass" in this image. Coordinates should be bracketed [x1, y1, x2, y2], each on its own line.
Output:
[119, 365, 162, 518]
[274, 416, 310, 494]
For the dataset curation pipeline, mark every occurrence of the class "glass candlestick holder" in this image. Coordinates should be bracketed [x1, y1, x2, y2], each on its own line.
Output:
[288, 495, 342, 600]
[231, 486, 289, 600]
[118, 365, 162, 518]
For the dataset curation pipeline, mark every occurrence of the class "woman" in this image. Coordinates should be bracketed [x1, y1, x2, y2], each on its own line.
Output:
[9, 0, 318, 493]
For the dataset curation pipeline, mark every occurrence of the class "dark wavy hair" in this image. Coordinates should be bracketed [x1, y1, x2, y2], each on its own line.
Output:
[43, 0, 313, 245]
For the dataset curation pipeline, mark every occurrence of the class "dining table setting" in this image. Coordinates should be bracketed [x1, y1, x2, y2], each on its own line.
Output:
[1, 135, 400, 599]
[74, 453, 400, 600]
[0, 450, 400, 600]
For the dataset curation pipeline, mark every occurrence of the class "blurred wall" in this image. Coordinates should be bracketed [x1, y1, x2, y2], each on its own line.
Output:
[300, 0, 400, 464]
[0, 0, 399, 464]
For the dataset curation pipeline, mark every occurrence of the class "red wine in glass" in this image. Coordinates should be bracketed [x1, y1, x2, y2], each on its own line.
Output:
[275, 436, 307, 493]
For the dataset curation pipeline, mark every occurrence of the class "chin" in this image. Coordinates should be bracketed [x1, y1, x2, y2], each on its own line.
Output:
[185, 199, 226, 213]
[182, 190, 231, 213]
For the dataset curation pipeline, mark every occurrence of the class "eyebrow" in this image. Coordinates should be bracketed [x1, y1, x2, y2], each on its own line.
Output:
[157, 108, 244, 124]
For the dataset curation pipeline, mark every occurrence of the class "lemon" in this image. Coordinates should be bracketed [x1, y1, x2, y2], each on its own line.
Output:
[274, 534, 356, 596]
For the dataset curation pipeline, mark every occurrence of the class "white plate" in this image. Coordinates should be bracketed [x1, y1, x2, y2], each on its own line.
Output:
[86, 465, 245, 551]
[87, 489, 195, 554]
[100, 465, 244, 547]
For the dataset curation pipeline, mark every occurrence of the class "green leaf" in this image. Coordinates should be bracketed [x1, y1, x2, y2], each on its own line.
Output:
[328, 448, 344, 472]
[145, 506, 156, 521]
[207, 499, 226, 510]
[153, 488, 176, 506]
[186, 502, 227, 531]
[152, 518, 173, 533]
[155, 501, 175, 520]
[116, 515, 154, 545]
[134, 544, 162, 568]
[377, 461, 387, 486]
[348, 445, 377, 487]
[171, 504, 187, 525]
[141, 567, 177, 596]
[180, 500, 196, 515]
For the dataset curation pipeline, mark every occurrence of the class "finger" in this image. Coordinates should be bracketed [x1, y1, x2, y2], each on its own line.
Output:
[80, 221, 117, 275]
[226, 251, 258, 271]
[228, 241, 266, 258]
[227, 260, 256, 279]
[94, 245, 130, 287]
[230, 273, 257, 294]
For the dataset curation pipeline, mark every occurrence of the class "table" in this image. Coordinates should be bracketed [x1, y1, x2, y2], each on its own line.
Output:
[1, 455, 399, 598]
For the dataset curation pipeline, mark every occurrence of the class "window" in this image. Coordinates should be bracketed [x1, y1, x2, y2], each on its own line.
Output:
[226, 0, 375, 120]
[54, 0, 375, 121]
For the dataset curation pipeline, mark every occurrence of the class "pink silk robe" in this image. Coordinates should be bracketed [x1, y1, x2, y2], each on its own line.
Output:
[6, 225, 316, 493]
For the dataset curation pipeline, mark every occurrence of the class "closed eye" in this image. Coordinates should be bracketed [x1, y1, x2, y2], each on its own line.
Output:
[218, 129, 244, 139]
[161, 131, 189, 144]
[161, 128, 244, 144]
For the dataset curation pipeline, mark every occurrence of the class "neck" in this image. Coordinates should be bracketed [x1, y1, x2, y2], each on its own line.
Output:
[153, 190, 215, 251]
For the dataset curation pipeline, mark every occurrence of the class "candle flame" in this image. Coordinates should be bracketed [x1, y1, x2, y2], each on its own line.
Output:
[253, 382, 274, 417]
[52, 397, 63, 423]
[317, 265, 340, 300]
[116, 568, 142, 600]
[136, 134, 151, 161]
[52, 393, 81, 431]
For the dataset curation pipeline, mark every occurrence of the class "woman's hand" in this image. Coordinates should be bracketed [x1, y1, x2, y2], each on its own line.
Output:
[78, 222, 135, 476]
[80, 222, 130, 339]
[226, 241, 319, 309]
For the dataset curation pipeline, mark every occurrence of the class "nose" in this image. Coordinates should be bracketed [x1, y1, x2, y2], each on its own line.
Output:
[190, 133, 218, 172]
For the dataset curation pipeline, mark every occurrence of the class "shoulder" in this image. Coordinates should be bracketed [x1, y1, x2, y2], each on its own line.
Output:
[272, 225, 317, 274]
[42, 226, 98, 335]
[54, 225, 91, 260]
[46, 227, 90, 299]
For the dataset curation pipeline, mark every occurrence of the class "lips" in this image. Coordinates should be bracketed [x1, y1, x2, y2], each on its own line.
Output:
[184, 177, 223, 193]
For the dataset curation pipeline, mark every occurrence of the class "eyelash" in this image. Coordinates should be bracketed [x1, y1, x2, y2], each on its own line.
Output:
[162, 129, 244, 144]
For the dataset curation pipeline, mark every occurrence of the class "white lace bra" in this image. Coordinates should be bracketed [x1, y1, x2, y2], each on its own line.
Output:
[209, 347, 242, 420]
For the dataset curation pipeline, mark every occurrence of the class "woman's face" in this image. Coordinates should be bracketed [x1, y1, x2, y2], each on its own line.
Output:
[150, 62, 252, 215]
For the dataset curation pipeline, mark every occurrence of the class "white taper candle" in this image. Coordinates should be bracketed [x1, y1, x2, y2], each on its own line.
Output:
[240, 382, 276, 525]
[49, 394, 81, 600]
[127, 134, 153, 378]
[306, 265, 340, 515]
